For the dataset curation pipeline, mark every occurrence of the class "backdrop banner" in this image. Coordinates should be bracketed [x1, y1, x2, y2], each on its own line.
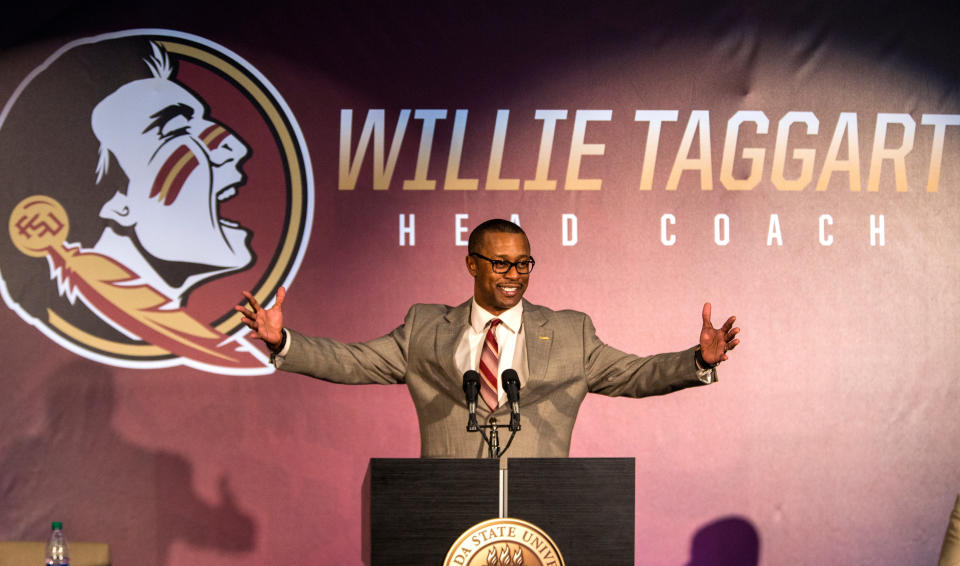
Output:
[0, 3, 958, 565]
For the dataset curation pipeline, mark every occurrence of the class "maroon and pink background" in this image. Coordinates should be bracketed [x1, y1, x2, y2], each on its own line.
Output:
[1, 2, 958, 565]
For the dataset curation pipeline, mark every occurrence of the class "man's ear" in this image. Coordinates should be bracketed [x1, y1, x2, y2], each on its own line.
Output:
[465, 254, 478, 277]
[98, 191, 135, 227]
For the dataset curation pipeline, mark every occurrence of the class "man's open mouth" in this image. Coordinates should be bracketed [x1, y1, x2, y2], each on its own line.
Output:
[498, 284, 522, 297]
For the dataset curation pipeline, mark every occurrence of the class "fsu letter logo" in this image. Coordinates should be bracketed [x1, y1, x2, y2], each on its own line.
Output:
[0, 30, 313, 374]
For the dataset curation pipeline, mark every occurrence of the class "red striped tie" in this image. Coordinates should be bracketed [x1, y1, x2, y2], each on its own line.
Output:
[479, 318, 502, 410]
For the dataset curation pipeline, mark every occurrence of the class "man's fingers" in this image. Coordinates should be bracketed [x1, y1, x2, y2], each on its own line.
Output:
[234, 305, 255, 320]
[275, 286, 286, 307]
[241, 290, 262, 313]
[702, 302, 712, 327]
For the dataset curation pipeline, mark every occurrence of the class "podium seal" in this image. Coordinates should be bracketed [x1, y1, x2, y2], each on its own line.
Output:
[444, 517, 565, 566]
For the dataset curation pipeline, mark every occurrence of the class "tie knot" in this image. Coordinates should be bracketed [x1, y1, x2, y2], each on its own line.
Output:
[489, 318, 502, 330]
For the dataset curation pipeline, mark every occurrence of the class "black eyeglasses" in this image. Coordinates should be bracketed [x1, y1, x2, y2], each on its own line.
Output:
[470, 253, 535, 274]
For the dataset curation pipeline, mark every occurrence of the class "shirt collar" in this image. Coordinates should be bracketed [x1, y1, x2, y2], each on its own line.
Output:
[470, 298, 523, 334]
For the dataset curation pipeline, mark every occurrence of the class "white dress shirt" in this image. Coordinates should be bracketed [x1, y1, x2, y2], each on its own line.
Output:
[453, 299, 526, 405]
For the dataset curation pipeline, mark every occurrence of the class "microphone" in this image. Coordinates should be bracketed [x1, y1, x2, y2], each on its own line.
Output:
[501, 369, 521, 431]
[462, 370, 480, 432]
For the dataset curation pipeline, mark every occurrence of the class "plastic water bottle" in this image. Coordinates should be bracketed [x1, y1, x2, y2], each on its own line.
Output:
[45, 522, 70, 566]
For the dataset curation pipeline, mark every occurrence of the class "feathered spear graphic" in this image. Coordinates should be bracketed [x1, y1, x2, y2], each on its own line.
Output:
[11, 195, 258, 369]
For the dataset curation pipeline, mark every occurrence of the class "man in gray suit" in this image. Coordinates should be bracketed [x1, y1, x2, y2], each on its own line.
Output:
[236, 219, 740, 458]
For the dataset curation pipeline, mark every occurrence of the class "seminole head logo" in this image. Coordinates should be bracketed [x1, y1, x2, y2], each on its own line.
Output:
[0, 30, 313, 374]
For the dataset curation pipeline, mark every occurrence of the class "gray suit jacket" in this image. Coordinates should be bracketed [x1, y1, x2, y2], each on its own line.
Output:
[276, 299, 713, 457]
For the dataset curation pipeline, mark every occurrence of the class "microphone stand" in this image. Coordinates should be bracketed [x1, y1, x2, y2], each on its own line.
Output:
[473, 418, 519, 458]
[463, 370, 520, 458]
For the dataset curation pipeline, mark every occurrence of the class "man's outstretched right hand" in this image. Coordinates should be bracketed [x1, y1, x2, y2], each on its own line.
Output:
[236, 286, 286, 351]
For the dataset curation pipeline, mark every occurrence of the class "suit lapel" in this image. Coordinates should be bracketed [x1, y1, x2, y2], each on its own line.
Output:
[435, 300, 471, 386]
[523, 300, 553, 385]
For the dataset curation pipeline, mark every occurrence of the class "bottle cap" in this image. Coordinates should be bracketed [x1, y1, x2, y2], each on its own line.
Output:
[51, 522, 62, 530]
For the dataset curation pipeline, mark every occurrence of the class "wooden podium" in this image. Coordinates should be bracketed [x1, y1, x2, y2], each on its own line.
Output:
[369, 457, 634, 564]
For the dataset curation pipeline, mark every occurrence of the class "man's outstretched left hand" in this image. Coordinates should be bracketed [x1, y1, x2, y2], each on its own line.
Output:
[699, 302, 740, 366]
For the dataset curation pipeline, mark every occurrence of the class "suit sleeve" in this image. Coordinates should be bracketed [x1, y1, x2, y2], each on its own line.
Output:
[940, 495, 960, 566]
[581, 313, 712, 397]
[272, 306, 416, 385]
